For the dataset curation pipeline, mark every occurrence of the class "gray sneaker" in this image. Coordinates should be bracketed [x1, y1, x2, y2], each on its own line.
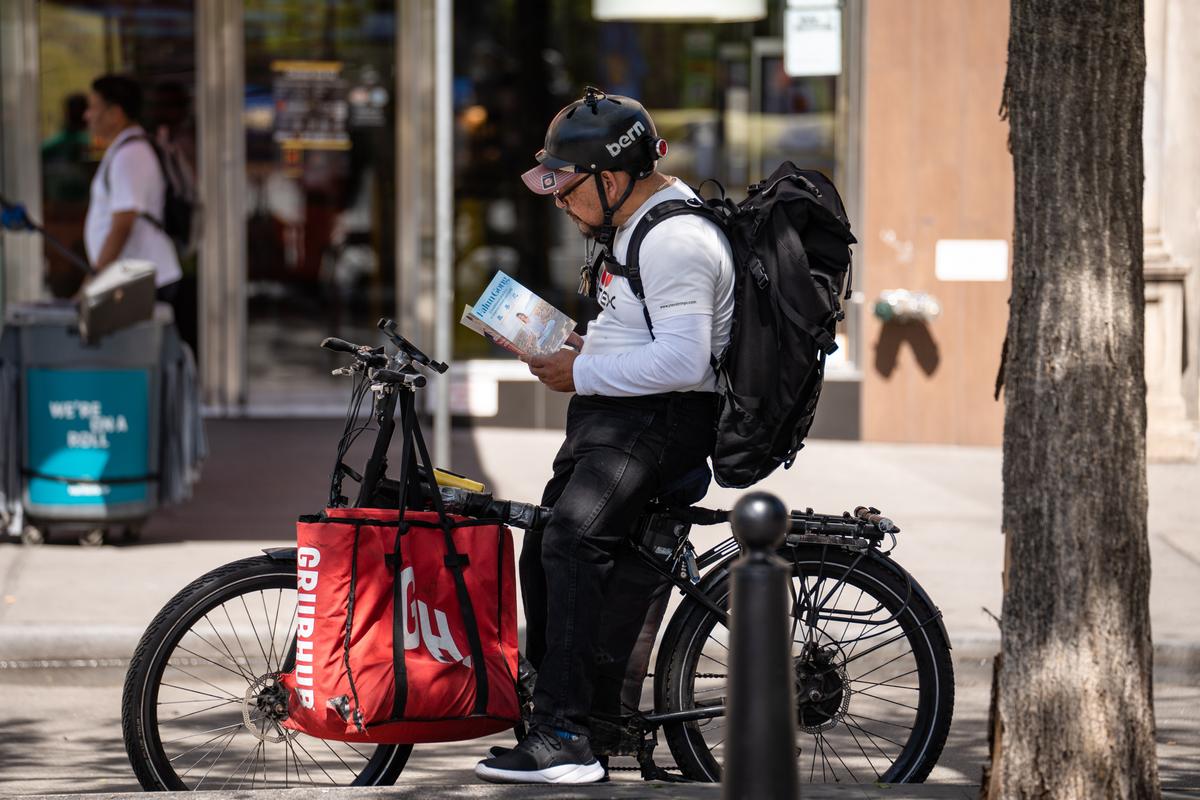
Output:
[475, 725, 606, 784]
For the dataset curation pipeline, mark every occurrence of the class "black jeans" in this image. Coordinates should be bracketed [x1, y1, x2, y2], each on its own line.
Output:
[520, 391, 717, 736]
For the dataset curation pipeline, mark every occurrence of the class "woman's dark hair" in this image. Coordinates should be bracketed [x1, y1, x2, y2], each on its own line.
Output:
[91, 74, 142, 120]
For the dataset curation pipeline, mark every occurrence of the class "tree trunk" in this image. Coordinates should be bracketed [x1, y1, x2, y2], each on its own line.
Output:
[988, 1, 1160, 798]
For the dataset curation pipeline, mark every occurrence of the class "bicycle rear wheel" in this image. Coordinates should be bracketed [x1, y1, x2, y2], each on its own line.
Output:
[121, 555, 411, 790]
[655, 546, 954, 783]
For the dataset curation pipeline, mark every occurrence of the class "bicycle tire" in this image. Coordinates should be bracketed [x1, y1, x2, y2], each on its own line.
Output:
[655, 546, 954, 783]
[121, 555, 412, 790]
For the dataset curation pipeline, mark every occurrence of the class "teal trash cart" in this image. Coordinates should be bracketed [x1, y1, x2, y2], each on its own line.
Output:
[0, 302, 202, 545]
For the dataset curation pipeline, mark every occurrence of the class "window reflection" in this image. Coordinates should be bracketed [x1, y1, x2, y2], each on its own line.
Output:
[451, 2, 849, 366]
[243, 0, 396, 405]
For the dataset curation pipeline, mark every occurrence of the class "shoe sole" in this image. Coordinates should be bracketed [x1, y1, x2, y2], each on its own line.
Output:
[474, 760, 607, 784]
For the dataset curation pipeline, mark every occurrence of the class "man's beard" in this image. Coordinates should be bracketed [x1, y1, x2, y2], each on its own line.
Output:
[567, 211, 598, 240]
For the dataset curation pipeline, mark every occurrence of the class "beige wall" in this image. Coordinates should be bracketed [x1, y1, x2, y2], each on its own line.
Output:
[859, 0, 1012, 445]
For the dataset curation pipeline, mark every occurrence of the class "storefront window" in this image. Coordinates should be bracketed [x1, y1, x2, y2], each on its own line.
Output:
[243, 0, 396, 407]
[451, 1, 853, 367]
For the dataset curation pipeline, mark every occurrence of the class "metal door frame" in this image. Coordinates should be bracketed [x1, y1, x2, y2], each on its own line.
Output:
[0, 0, 44, 311]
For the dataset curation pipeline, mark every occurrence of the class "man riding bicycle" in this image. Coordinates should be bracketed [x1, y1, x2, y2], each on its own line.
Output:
[475, 87, 735, 784]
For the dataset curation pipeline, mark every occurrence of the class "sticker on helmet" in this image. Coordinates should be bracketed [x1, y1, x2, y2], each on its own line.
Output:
[655, 138, 669, 158]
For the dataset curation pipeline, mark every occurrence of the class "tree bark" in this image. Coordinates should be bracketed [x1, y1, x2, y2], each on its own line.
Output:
[988, 1, 1160, 798]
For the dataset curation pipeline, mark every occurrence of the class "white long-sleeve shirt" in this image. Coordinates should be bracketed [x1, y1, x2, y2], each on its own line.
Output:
[572, 180, 734, 396]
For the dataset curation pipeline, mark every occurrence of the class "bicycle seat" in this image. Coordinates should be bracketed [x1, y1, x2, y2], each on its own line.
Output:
[655, 464, 711, 507]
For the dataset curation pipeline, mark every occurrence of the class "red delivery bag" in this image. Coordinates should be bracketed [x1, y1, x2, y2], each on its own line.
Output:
[279, 508, 520, 743]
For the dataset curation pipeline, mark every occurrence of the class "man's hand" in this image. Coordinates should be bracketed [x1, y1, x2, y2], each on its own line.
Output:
[522, 348, 579, 392]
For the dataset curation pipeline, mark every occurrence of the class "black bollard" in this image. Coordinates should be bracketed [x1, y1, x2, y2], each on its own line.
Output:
[722, 492, 799, 800]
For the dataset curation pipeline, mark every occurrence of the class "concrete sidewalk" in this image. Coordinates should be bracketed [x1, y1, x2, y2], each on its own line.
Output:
[1, 420, 1197, 670]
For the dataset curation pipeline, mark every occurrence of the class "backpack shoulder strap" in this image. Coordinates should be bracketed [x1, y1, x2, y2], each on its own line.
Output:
[102, 134, 167, 230]
[102, 134, 146, 193]
[605, 198, 725, 336]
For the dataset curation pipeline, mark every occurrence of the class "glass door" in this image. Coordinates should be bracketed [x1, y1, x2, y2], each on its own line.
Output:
[243, 0, 397, 410]
[37, 0, 197, 346]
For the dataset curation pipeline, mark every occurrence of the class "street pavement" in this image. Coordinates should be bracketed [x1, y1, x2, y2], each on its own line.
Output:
[0, 420, 1197, 797]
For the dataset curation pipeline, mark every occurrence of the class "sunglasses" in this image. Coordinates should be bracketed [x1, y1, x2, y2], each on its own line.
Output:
[554, 174, 589, 203]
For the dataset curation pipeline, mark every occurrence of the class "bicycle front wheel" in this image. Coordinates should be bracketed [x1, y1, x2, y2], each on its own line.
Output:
[121, 555, 412, 790]
[655, 546, 954, 783]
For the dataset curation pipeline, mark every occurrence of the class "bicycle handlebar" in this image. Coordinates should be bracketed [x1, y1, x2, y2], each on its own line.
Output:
[437, 486, 901, 540]
[321, 337, 390, 369]
[374, 368, 426, 388]
[438, 486, 551, 530]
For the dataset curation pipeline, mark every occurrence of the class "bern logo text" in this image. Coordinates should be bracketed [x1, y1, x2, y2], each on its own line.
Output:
[605, 120, 646, 157]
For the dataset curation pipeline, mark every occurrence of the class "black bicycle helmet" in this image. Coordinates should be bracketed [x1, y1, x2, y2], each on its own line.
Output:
[521, 86, 667, 196]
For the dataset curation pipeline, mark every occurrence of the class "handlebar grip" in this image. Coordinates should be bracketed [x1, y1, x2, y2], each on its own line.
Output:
[321, 337, 359, 354]
[438, 487, 551, 531]
[853, 506, 899, 534]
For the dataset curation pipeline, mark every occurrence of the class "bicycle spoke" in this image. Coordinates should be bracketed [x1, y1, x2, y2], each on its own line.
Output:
[853, 689, 919, 712]
[159, 681, 240, 704]
[833, 584, 862, 648]
[164, 663, 245, 703]
[818, 731, 856, 782]
[195, 725, 243, 789]
[173, 725, 240, 769]
[220, 738, 262, 790]
[850, 648, 911, 683]
[159, 696, 242, 706]
[852, 670, 920, 692]
[833, 625, 914, 670]
[238, 594, 274, 669]
[292, 736, 341, 784]
[842, 716, 884, 778]
[161, 696, 241, 723]
[319, 737, 363, 776]
[843, 715, 906, 749]
[208, 611, 257, 680]
[163, 721, 245, 746]
[179, 626, 254, 678]
[172, 642, 254, 682]
[842, 710, 914, 732]
[284, 735, 321, 785]
[260, 591, 278, 671]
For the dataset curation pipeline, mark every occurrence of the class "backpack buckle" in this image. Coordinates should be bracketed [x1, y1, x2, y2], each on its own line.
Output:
[751, 260, 769, 290]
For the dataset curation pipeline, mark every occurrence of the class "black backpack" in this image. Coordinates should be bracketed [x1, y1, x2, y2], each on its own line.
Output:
[608, 162, 857, 488]
[105, 134, 200, 256]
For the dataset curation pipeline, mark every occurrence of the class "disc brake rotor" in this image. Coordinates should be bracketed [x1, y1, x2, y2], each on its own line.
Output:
[795, 647, 851, 734]
[242, 673, 295, 743]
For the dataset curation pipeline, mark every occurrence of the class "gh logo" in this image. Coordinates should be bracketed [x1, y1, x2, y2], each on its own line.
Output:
[400, 566, 471, 666]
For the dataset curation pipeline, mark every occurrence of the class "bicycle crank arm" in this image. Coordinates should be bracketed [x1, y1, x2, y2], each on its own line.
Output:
[640, 704, 725, 726]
